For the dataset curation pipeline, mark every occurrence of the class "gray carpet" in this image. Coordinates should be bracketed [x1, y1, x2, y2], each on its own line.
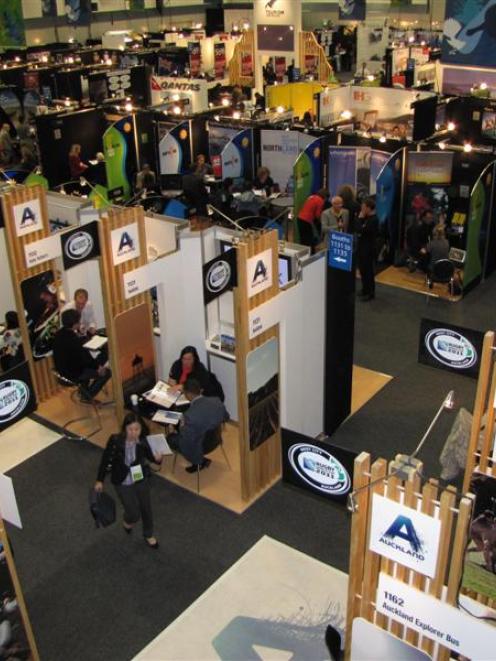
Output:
[5, 273, 496, 661]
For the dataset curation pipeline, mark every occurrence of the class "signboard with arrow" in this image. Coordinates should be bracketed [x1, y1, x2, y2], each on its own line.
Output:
[328, 230, 353, 272]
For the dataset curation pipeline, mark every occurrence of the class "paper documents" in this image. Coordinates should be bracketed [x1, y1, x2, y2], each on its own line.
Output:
[146, 434, 172, 456]
[152, 410, 183, 425]
[83, 335, 108, 351]
[144, 380, 188, 407]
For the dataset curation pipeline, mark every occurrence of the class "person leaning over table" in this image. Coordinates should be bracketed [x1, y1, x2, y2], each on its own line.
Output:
[167, 378, 229, 473]
[168, 345, 210, 393]
[63, 288, 97, 337]
[94, 412, 163, 549]
[297, 188, 328, 254]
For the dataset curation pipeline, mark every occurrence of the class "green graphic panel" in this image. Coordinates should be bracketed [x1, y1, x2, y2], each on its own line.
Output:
[293, 152, 312, 244]
[0, 0, 25, 48]
[464, 180, 484, 289]
[103, 125, 131, 200]
[24, 172, 49, 190]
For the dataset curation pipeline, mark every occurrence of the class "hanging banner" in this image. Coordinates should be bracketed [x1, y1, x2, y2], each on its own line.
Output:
[442, 0, 496, 68]
[0, 362, 36, 432]
[294, 139, 322, 224]
[214, 43, 226, 80]
[202, 248, 238, 305]
[41, 0, 57, 17]
[463, 177, 488, 290]
[369, 150, 389, 196]
[221, 129, 253, 181]
[275, 57, 286, 83]
[61, 221, 100, 270]
[338, 0, 365, 20]
[64, 0, 91, 25]
[208, 124, 239, 178]
[158, 121, 191, 175]
[418, 318, 484, 379]
[188, 43, 201, 77]
[103, 115, 134, 200]
[328, 147, 356, 199]
[110, 222, 140, 266]
[0, 0, 25, 47]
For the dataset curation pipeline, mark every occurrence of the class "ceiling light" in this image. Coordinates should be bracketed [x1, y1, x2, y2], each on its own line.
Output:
[340, 110, 352, 120]
[463, 143, 472, 153]
[447, 121, 455, 131]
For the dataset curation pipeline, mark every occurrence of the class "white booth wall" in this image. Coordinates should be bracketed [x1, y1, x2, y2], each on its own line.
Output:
[0, 230, 16, 318]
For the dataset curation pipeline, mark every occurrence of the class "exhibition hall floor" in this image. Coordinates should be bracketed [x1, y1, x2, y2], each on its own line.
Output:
[376, 265, 462, 301]
[4, 273, 496, 660]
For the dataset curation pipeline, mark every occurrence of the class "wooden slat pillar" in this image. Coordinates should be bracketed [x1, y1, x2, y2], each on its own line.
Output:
[463, 330, 496, 492]
[234, 230, 280, 501]
[1, 184, 59, 401]
[98, 206, 152, 424]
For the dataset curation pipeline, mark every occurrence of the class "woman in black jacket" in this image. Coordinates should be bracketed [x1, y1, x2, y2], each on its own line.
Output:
[168, 345, 210, 393]
[94, 413, 162, 549]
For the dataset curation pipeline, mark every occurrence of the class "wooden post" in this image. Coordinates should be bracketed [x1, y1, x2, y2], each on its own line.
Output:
[1, 185, 59, 401]
[233, 230, 281, 501]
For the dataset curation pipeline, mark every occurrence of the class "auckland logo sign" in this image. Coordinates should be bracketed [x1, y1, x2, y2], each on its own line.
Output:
[0, 379, 29, 424]
[425, 328, 477, 370]
[288, 443, 351, 496]
[369, 494, 441, 577]
[64, 231, 94, 261]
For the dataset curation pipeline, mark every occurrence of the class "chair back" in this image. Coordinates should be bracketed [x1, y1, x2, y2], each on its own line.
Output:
[431, 259, 454, 283]
[202, 425, 222, 456]
[51, 368, 77, 389]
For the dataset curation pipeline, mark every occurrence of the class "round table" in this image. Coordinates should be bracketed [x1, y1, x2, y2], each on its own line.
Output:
[270, 195, 294, 209]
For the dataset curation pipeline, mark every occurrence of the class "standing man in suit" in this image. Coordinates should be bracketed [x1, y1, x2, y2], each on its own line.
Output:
[357, 197, 379, 302]
[168, 378, 229, 472]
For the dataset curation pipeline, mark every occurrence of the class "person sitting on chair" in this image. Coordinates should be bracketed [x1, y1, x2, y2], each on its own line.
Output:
[421, 224, 450, 273]
[135, 164, 156, 192]
[63, 288, 97, 337]
[167, 378, 229, 473]
[53, 309, 111, 402]
[168, 345, 210, 393]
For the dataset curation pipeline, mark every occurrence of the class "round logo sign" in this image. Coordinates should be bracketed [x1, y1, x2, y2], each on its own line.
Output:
[288, 443, 351, 495]
[206, 260, 231, 294]
[0, 379, 29, 424]
[425, 328, 477, 369]
[65, 231, 94, 261]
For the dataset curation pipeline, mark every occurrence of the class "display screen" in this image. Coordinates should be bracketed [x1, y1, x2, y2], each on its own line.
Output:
[257, 25, 295, 52]
[407, 151, 453, 185]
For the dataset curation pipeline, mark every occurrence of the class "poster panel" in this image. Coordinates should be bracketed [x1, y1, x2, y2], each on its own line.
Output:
[369, 150, 389, 195]
[261, 130, 299, 191]
[376, 150, 402, 257]
[13, 199, 43, 238]
[221, 129, 253, 181]
[418, 318, 484, 379]
[294, 138, 322, 224]
[464, 174, 491, 290]
[328, 147, 356, 199]
[64, 0, 91, 25]
[209, 124, 240, 178]
[0, 0, 25, 47]
[20, 270, 60, 361]
[339, 0, 365, 20]
[247, 337, 279, 451]
[442, 0, 496, 68]
[41, 0, 57, 17]
[114, 303, 156, 404]
[188, 43, 201, 77]
[442, 66, 496, 95]
[103, 115, 134, 200]
[202, 248, 237, 305]
[407, 151, 454, 185]
[275, 57, 286, 83]
[214, 43, 226, 79]
[462, 471, 496, 602]
[158, 121, 191, 175]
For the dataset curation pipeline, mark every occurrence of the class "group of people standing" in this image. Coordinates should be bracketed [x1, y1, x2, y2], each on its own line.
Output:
[296, 186, 379, 301]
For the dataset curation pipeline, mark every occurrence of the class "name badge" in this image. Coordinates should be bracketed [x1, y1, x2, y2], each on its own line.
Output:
[130, 464, 144, 482]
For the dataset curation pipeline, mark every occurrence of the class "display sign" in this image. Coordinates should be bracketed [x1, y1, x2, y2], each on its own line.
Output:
[246, 249, 273, 298]
[282, 428, 357, 505]
[188, 42, 201, 77]
[150, 77, 209, 113]
[0, 362, 36, 432]
[111, 222, 140, 266]
[202, 249, 237, 305]
[13, 199, 43, 238]
[407, 151, 453, 184]
[442, 0, 496, 69]
[20, 270, 59, 361]
[328, 231, 353, 272]
[24, 234, 61, 268]
[369, 494, 441, 578]
[418, 318, 484, 379]
[123, 255, 168, 299]
[214, 43, 226, 79]
[61, 221, 100, 270]
[339, 0, 365, 20]
[248, 297, 280, 340]
[351, 617, 432, 661]
[376, 572, 496, 660]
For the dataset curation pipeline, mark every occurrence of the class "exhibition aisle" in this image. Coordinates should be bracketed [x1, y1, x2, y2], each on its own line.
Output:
[0, 417, 60, 474]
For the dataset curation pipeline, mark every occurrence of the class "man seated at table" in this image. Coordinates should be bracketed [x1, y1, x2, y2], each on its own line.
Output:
[63, 288, 97, 337]
[167, 378, 229, 473]
[53, 309, 111, 402]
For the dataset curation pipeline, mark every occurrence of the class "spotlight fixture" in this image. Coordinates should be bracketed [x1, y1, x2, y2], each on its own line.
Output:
[276, 105, 285, 114]
[379, 134, 386, 143]
[172, 105, 181, 115]
[480, 82, 488, 90]
[463, 142, 473, 153]
[124, 101, 133, 112]
[367, 74, 374, 81]
[438, 141, 446, 150]
[447, 121, 455, 131]
[221, 98, 230, 107]
[232, 110, 241, 119]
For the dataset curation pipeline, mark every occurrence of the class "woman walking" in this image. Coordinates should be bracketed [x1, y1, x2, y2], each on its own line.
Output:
[94, 413, 162, 549]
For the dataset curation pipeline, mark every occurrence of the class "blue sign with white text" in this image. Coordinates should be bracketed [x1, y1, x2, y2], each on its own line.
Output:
[328, 231, 353, 272]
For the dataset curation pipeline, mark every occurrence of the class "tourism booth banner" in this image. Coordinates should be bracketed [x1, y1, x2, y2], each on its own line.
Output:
[158, 121, 191, 175]
[418, 318, 484, 379]
[221, 129, 254, 181]
[214, 43, 226, 80]
[103, 116, 134, 200]
[294, 139, 322, 222]
[150, 77, 209, 113]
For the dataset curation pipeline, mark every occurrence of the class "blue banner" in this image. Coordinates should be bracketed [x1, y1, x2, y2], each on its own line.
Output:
[328, 230, 353, 272]
[370, 150, 390, 195]
[328, 147, 356, 199]
[338, 0, 365, 20]
[376, 150, 403, 256]
[442, 0, 496, 68]
[221, 129, 253, 181]
[64, 0, 91, 25]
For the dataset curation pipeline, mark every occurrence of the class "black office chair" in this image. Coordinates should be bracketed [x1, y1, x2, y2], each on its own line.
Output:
[52, 369, 102, 440]
[172, 424, 230, 494]
[426, 259, 455, 295]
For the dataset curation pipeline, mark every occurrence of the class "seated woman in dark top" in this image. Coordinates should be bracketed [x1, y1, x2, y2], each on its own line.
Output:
[168, 345, 209, 393]
[422, 224, 450, 272]
[252, 166, 275, 196]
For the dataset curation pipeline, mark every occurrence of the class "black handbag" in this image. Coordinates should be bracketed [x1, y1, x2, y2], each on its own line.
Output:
[89, 489, 116, 528]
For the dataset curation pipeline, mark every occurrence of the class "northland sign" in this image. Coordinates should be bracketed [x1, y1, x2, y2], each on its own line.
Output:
[369, 494, 441, 578]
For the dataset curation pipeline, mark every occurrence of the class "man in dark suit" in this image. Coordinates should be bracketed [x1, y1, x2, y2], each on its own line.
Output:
[53, 309, 111, 401]
[357, 197, 379, 302]
[168, 377, 229, 472]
